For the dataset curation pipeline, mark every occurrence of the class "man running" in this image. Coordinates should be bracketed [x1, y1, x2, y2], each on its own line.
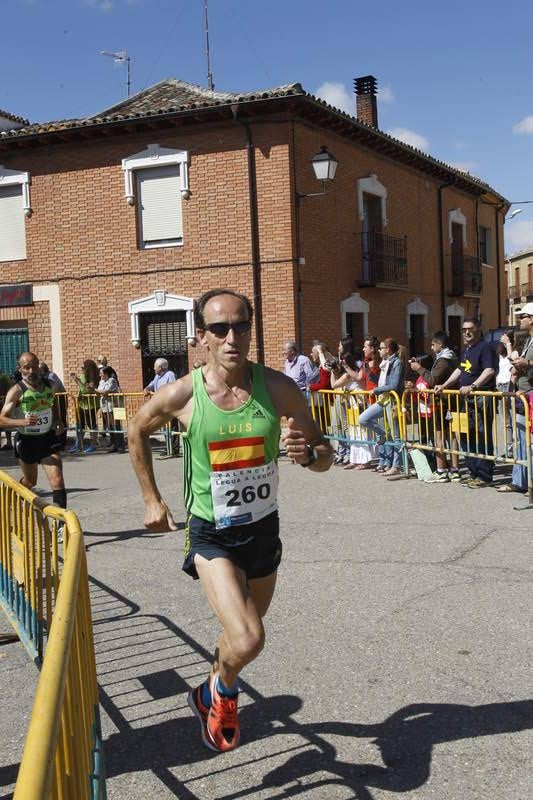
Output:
[0, 352, 67, 509]
[128, 289, 333, 753]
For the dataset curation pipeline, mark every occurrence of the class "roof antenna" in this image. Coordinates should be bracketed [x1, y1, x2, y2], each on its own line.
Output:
[204, 0, 214, 91]
[101, 50, 131, 97]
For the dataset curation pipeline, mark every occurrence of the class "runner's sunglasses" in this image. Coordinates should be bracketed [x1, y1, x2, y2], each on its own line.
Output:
[204, 321, 252, 338]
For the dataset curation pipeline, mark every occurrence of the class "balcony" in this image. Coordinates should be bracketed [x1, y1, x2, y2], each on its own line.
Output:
[355, 231, 408, 288]
[450, 253, 482, 297]
[521, 281, 533, 301]
[507, 284, 521, 301]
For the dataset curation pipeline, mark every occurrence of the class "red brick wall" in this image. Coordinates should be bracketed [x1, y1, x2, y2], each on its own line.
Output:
[0, 302, 52, 364]
[292, 124, 504, 352]
[1, 122, 296, 387]
[0, 114, 505, 386]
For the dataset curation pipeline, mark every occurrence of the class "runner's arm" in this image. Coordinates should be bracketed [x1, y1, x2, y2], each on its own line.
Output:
[0, 386, 37, 429]
[128, 379, 191, 531]
[267, 370, 334, 472]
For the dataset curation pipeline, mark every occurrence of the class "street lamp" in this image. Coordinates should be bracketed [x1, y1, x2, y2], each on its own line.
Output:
[506, 208, 523, 220]
[297, 145, 339, 201]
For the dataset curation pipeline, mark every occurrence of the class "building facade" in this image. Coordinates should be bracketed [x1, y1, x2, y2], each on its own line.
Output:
[0, 78, 509, 387]
[505, 249, 533, 323]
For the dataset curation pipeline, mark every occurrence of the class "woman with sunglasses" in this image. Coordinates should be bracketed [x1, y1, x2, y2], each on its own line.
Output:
[128, 288, 334, 754]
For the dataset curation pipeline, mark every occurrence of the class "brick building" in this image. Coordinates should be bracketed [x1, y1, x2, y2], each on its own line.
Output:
[505, 248, 533, 323]
[0, 77, 509, 388]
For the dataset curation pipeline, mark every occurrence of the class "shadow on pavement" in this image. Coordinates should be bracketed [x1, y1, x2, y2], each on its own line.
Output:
[84, 524, 186, 551]
[89, 574, 533, 799]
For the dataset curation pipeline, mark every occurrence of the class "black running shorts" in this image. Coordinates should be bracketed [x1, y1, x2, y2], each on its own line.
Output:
[14, 431, 63, 464]
[182, 510, 282, 581]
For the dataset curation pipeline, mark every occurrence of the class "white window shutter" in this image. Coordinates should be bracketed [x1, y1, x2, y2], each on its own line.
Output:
[137, 165, 183, 246]
[0, 185, 26, 261]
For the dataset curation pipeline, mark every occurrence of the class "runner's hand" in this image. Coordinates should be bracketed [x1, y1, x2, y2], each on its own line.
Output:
[144, 499, 178, 532]
[282, 417, 309, 465]
[22, 414, 39, 427]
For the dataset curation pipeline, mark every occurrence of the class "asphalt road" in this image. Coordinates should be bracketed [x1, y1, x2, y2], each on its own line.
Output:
[0, 444, 531, 800]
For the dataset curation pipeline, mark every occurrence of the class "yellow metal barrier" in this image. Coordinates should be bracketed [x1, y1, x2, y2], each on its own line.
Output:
[309, 388, 407, 473]
[0, 471, 105, 799]
[0, 475, 62, 662]
[401, 388, 533, 500]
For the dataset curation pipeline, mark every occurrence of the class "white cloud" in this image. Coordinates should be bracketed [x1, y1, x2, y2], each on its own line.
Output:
[387, 127, 429, 151]
[513, 116, 533, 134]
[314, 82, 353, 115]
[84, 0, 114, 9]
[447, 160, 478, 173]
[378, 85, 394, 104]
[505, 220, 533, 254]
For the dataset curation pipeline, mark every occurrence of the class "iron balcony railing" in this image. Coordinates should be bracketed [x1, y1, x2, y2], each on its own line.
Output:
[450, 253, 482, 296]
[521, 281, 533, 300]
[508, 284, 519, 300]
[356, 231, 408, 287]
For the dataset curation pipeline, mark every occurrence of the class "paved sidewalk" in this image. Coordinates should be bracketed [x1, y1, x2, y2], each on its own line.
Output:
[0, 447, 531, 799]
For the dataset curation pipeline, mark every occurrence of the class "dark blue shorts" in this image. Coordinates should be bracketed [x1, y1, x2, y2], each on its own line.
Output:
[182, 511, 282, 581]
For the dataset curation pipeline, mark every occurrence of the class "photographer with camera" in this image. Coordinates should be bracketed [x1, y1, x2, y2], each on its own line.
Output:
[329, 343, 376, 470]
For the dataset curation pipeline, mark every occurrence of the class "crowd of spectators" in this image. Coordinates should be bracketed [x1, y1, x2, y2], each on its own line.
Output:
[288, 311, 533, 491]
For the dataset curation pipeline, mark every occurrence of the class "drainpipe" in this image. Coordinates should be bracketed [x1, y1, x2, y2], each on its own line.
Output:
[290, 122, 304, 350]
[438, 181, 454, 329]
[495, 201, 505, 327]
[231, 106, 265, 364]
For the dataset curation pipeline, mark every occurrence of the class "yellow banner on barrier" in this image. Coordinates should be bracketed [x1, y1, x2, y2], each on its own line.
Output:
[112, 407, 127, 421]
[12, 535, 24, 585]
[451, 412, 469, 435]
[406, 423, 419, 440]
[346, 405, 359, 427]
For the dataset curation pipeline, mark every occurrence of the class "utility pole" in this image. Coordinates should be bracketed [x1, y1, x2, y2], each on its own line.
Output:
[204, 0, 214, 90]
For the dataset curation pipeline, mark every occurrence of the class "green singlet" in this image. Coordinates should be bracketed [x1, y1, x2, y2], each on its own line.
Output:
[17, 381, 55, 436]
[183, 363, 280, 528]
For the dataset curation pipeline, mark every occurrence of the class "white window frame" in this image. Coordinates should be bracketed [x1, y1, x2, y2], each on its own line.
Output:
[357, 174, 388, 227]
[122, 145, 189, 249]
[128, 290, 196, 346]
[448, 208, 467, 246]
[0, 165, 31, 214]
[405, 297, 428, 340]
[446, 302, 465, 334]
[340, 292, 369, 337]
[0, 166, 31, 262]
[122, 144, 190, 203]
[479, 225, 493, 267]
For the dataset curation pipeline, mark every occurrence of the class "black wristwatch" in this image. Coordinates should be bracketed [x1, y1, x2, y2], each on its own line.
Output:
[301, 444, 318, 468]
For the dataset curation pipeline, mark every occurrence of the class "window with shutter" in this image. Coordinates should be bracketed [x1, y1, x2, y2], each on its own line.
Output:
[0, 185, 26, 261]
[137, 165, 183, 248]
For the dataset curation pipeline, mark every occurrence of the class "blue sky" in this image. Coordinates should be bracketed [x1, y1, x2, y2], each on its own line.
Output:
[3, 0, 533, 253]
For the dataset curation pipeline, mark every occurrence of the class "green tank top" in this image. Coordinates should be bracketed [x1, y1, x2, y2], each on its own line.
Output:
[183, 363, 280, 526]
[18, 381, 55, 436]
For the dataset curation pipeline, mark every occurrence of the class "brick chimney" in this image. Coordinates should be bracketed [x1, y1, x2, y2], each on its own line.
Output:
[354, 75, 378, 128]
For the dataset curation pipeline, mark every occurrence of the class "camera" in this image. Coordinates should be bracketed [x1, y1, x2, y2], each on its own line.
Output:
[326, 357, 340, 371]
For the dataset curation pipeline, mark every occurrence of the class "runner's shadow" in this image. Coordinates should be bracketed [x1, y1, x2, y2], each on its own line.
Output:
[254, 699, 533, 798]
[0, 762, 19, 796]
[90, 577, 533, 799]
[84, 524, 186, 550]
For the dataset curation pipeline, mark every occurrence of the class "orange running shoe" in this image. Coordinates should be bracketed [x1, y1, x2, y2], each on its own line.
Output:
[206, 672, 240, 752]
[187, 681, 215, 751]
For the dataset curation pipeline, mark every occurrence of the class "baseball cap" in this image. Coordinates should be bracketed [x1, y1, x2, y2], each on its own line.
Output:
[516, 303, 533, 317]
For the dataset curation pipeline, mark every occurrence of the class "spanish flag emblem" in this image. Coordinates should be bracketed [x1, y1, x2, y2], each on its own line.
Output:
[208, 436, 265, 471]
